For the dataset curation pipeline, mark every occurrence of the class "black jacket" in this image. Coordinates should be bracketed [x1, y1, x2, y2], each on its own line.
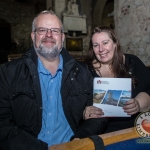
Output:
[0, 47, 107, 150]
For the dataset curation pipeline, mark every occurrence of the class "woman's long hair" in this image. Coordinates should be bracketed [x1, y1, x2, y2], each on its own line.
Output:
[85, 26, 130, 78]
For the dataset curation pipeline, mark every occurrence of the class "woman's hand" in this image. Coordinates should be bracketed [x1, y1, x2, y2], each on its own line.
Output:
[123, 98, 140, 115]
[83, 106, 104, 120]
[123, 92, 150, 115]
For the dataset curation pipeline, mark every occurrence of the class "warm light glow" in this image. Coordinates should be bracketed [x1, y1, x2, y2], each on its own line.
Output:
[66, 38, 83, 51]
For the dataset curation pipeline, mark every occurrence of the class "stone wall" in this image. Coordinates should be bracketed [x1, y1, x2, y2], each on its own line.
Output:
[114, 0, 150, 66]
[0, 0, 46, 54]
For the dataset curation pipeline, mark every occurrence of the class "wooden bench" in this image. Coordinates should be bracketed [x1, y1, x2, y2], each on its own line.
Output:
[50, 127, 140, 150]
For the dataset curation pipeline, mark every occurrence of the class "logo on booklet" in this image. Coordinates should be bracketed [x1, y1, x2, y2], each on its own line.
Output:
[135, 111, 150, 139]
[97, 80, 109, 84]
[97, 80, 101, 84]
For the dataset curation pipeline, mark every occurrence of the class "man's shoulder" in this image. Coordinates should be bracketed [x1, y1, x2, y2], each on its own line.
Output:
[1, 57, 23, 69]
[1, 48, 34, 71]
[0, 58, 25, 81]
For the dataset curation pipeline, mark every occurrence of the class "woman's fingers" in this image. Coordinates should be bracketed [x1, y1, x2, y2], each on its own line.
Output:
[123, 98, 140, 115]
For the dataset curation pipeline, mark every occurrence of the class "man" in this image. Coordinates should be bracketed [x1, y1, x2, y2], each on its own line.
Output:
[0, 10, 106, 150]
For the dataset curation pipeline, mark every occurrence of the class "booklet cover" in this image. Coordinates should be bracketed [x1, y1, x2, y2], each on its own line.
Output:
[93, 78, 131, 117]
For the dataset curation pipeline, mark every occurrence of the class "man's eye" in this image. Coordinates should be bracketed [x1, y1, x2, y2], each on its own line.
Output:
[39, 29, 46, 32]
[53, 30, 59, 33]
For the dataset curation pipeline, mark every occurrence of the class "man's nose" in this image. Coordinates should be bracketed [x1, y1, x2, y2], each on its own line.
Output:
[45, 29, 53, 37]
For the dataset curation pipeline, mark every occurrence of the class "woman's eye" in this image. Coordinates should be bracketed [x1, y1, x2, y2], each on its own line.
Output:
[103, 42, 108, 45]
[93, 45, 98, 48]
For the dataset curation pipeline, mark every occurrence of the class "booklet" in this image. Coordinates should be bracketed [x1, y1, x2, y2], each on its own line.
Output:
[93, 78, 131, 117]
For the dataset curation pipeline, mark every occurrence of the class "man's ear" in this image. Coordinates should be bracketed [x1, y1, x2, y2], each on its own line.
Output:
[31, 32, 35, 42]
[62, 33, 65, 43]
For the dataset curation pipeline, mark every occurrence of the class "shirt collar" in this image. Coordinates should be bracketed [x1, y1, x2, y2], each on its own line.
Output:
[38, 55, 63, 75]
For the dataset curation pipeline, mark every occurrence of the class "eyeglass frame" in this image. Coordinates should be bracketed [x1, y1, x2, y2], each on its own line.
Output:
[34, 27, 63, 35]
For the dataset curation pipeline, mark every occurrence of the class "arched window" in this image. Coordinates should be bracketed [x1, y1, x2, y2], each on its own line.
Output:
[0, 18, 11, 64]
[102, 0, 114, 29]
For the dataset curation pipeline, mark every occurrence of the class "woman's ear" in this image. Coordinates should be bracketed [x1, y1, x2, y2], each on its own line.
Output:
[114, 43, 117, 50]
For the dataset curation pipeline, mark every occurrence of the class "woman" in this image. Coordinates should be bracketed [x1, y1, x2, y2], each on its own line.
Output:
[84, 26, 150, 133]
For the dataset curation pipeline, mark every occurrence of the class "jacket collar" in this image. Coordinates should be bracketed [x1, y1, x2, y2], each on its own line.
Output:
[60, 47, 73, 67]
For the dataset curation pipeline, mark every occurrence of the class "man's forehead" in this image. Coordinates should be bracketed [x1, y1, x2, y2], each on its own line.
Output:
[36, 14, 61, 27]
[36, 14, 61, 28]
[37, 14, 56, 21]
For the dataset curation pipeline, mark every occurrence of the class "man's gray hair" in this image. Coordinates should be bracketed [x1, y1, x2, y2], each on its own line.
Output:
[32, 10, 64, 32]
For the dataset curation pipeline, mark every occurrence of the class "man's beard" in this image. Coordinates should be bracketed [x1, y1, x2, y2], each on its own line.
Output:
[34, 38, 62, 61]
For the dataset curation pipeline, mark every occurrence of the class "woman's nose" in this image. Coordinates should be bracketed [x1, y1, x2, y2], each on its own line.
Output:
[99, 45, 104, 52]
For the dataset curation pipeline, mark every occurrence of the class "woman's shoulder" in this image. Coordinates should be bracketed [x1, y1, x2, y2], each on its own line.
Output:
[124, 53, 139, 59]
[124, 53, 148, 76]
[124, 53, 143, 64]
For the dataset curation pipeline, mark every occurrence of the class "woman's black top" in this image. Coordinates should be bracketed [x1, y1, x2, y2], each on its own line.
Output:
[89, 54, 150, 133]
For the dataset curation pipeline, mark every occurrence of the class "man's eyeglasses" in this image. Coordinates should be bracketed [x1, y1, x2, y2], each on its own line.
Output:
[34, 27, 62, 35]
